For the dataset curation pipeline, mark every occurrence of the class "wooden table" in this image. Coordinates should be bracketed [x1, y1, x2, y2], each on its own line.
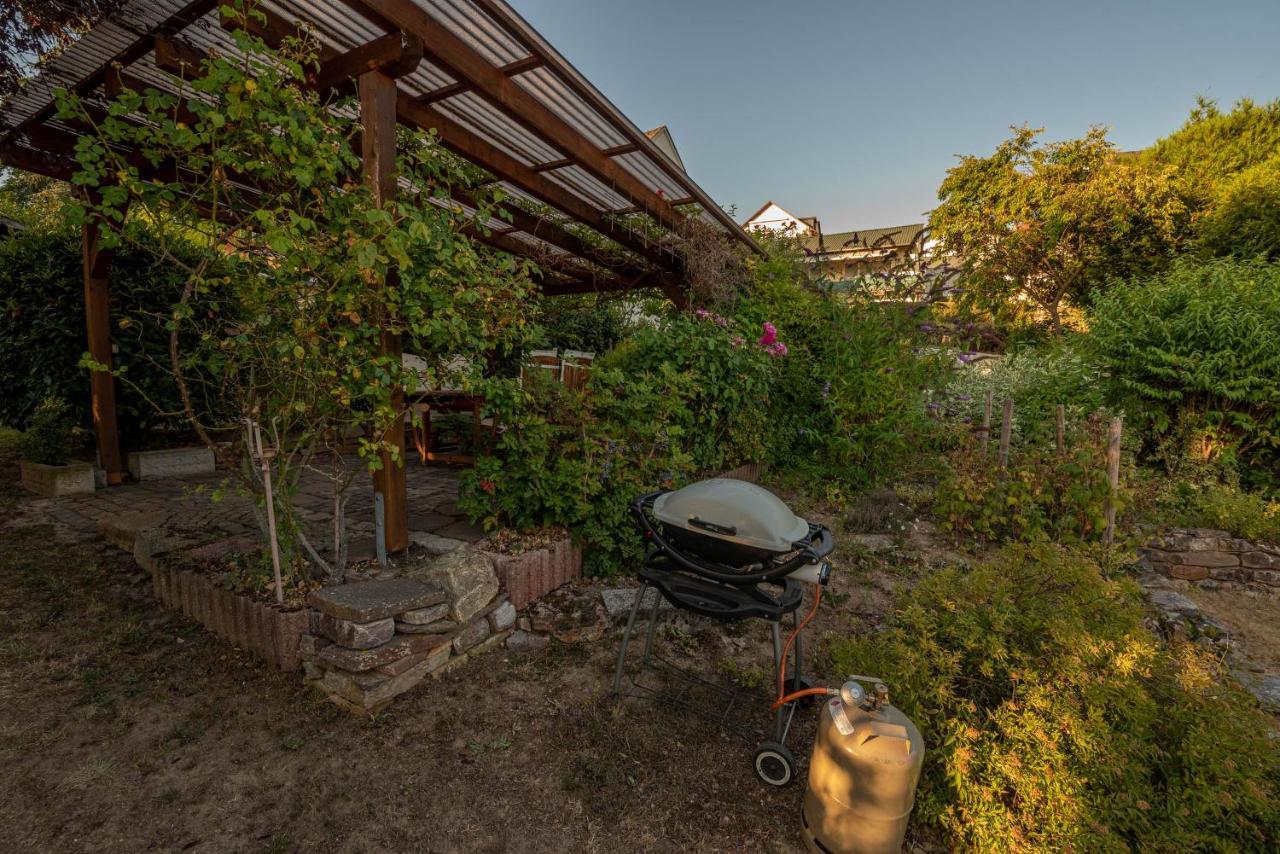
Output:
[406, 390, 487, 465]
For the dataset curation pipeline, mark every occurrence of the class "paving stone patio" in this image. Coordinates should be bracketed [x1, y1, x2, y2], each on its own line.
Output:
[8, 458, 482, 559]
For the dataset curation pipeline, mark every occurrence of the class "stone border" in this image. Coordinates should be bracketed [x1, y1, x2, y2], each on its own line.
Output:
[20, 460, 96, 497]
[1140, 527, 1280, 587]
[151, 555, 309, 670]
[485, 536, 582, 611]
[127, 446, 216, 481]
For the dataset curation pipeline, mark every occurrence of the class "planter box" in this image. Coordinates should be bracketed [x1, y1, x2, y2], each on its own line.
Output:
[20, 460, 96, 497]
[128, 447, 216, 481]
[149, 555, 308, 670]
[486, 536, 582, 611]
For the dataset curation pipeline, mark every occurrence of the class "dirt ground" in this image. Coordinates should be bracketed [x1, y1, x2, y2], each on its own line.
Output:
[0, 475, 950, 854]
[1186, 586, 1280, 675]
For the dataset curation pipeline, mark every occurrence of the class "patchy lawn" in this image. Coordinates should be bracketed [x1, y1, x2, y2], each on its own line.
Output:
[0, 481, 954, 854]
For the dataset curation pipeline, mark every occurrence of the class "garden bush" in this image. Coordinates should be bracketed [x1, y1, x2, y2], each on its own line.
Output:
[938, 342, 1108, 449]
[461, 239, 945, 575]
[738, 246, 947, 486]
[830, 542, 1280, 852]
[1089, 258, 1280, 493]
[460, 310, 773, 575]
[0, 225, 205, 436]
[934, 414, 1124, 544]
[1155, 481, 1280, 545]
[18, 396, 75, 466]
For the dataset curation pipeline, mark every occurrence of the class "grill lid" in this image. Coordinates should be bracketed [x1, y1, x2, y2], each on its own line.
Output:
[652, 478, 810, 554]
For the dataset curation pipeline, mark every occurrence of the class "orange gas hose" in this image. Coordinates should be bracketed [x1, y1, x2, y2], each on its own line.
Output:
[773, 584, 824, 709]
[771, 686, 833, 710]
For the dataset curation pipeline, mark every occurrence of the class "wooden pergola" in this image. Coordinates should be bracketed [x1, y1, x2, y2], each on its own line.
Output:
[0, 0, 758, 553]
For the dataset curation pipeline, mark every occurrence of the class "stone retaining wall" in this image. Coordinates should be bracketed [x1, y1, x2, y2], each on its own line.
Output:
[1141, 527, 1280, 587]
[301, 557, 518, 716]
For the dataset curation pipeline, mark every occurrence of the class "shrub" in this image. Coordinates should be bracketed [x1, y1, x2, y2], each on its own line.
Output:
[1090, 259, 1280, 493]
[1198, 156, 1280, 261]
[1159, 481, 1280, 545]
[830, 543, 1280, 852]
[0, 224, 207, 436]
[939, 342, 1108, 449]
[460, 311, 772, 576]
[738, 251, 947, 486]
[19, 396, 75, 466]
[934, 414, 1123, 543]
[0, 425, 22, 466]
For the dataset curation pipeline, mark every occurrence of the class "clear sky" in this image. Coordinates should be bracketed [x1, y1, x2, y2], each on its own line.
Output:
[513, 0, 1280, 231]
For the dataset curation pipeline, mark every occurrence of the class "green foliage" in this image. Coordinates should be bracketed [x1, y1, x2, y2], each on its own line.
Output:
[1197, 155, 1280, 261]
[1089, 259, 1280, 492]
[530, 294, 638, 356]
[830, 543, 1280, 852]
[0, 224, 212, 434]
[460, 235, 945, 574]
[1146, 97, 1280, 214]
[939, 343, 1108, 449]
[461, 312, 771, 576]
[0, 426, 20, 466]
[932, 125, 1187, 335]
[19, 396, 75, 466]
[934, 415, 1122, 543]
[1160, 481, 1280, 545]
[739, 242, 947, 486]
[56, 5, 537, 579]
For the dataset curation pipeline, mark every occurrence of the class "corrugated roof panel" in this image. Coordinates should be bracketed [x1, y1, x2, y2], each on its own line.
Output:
[543, 164, 630, 212]
[513, 66, 626, 152]
[435, 91, 561, 164]
[431, 0, 528, 66]
[0, 0, 757, 264]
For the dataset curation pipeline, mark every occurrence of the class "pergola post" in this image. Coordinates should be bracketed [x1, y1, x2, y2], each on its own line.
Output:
[361, 68, 409, 554]
[82, 218, 125, 484]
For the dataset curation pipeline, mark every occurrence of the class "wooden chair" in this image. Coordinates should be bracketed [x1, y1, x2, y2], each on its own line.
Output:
[560, 349, 595, 391]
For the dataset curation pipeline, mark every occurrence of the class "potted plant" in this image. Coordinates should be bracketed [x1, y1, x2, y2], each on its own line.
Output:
[19, 397, 95, 497]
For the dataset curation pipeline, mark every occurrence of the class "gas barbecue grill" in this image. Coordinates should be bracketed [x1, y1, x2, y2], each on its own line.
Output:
[612, 478, 834, 785]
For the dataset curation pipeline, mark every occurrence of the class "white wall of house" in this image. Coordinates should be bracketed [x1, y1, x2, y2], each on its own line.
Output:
[743, 201, 812, 235]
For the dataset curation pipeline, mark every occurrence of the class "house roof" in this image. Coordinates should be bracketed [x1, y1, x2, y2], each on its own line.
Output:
[0, 0, 761, 299]
[802, 223, 926, 256]
[644, 125, 685, 173]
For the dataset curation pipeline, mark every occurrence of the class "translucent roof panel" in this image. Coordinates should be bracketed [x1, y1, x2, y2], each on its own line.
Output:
[0, 0, 761, 281]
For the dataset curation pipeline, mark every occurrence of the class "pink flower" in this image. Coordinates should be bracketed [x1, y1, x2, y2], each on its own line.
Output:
[767, 342, 788, 357]
[731, 335, 745, 347]
[758, 322, 777, 346]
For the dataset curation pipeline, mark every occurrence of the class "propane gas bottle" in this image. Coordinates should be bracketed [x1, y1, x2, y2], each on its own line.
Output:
[801, 680, 924, 854]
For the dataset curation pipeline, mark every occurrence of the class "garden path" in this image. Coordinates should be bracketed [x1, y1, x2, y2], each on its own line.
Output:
[10, 459, 483, 560]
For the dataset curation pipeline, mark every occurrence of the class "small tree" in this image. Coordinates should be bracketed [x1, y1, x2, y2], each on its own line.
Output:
[931, 126, 1187, 335]
[58, 4, 536, 588]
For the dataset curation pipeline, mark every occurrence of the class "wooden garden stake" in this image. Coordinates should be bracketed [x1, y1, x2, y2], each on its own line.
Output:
[979, 389, 993, 449]
[1056, 404, 1066, 454]
[998, 398, 1013, 470]
[1104, 417, 1123, 546]
[249, 419, 285, 605]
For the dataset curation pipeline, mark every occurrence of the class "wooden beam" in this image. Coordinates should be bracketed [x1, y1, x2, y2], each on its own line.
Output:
[361, 70, 408, 555]
[0, 142, 75, 181]
[342, 0, 686, 233]
[416, 55, 542, 105]
[612, 197, 696, 216]
[309, 31, 423, 95]
[154, 34, 208, 79]
[82, 216, 126, 483]
[2, 0, 216, 148]
[221, 5, 680, 273]
[396, 94, 679, 272]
